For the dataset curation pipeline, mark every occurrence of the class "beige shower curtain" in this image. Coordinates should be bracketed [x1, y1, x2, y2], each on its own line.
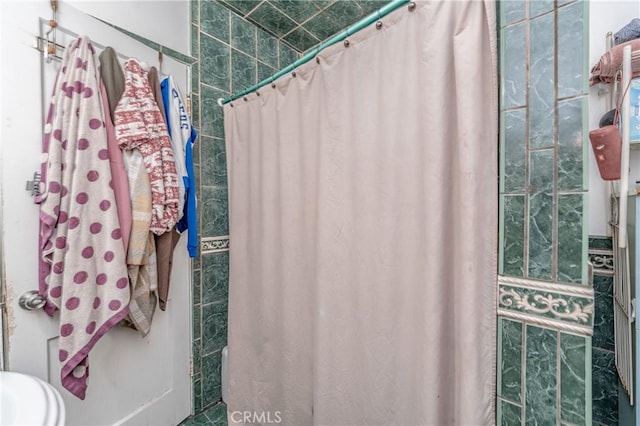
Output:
[224, 1, 497, 424]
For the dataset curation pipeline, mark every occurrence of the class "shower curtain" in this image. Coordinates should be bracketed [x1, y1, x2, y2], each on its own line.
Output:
[224, 1, 497, 425]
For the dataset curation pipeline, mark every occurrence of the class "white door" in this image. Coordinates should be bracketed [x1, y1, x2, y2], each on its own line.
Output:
[0, 2, 192, 425]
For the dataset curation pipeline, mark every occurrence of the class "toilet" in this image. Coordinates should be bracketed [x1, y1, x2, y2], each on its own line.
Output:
[0, 371, 66, 426]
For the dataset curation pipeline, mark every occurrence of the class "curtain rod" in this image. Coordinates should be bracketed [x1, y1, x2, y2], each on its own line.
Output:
[219, 0, 411, 106]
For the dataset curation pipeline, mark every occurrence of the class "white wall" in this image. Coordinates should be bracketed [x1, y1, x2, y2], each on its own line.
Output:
[589, 1, 640, 236]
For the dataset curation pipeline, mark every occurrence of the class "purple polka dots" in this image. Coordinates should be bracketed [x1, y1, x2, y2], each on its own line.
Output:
[65, 297, 80, 310]
[60, 323, 74, 337]
[73, 271, 88, 284]
[53, 129, 62, 140]
[49, 181, 61, 193]
[55, 236, 66, 249]
[61, 186, 68, 197]
[116, 277, 128, 289]
[108, 300, 122, 311]
[59, 350, 68, 362]
[78, 138, 89, 150]
[81, 246, 94, 258]
[98, 149, 109, 160]
[93, 297, 101, 309]
[50, 286, 62, 298]
[111, 229, 122, 240]
[86, 321, 96, 334]
[73, 81, 83, 93]
[58, 211, 68, 224]
[90, 223, 102, 234]
[76, 192, 88, 204]
[61, 140, 67, 150]
[87, 170, 99, 182]
[83, 88, 93, 98]
[100, 200, 111, 211]
[53, 262, 64, 274]
[89, 119, 102, 129]
[69, 217, 80, 229]
[96, 273, 107, 285]
[104, 251, 114, 262]
[53, 205, 59, 216]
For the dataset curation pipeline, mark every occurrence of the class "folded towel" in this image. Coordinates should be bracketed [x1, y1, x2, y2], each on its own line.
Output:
[615, 18, 640, 45]
[590, 38, 640, 85]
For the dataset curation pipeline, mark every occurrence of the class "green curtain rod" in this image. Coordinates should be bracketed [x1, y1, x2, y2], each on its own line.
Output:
[219, 0, 412, 105]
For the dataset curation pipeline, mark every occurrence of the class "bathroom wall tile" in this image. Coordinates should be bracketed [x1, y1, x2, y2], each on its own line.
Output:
[500, 399, 522, 426]
[502, 195, 525, 277]
[324, 1, 365, 29]
[201, 0, 230, 43]
[191, 0, 199, 24]
[593, 274, 613, 297]
[592, 348, 618, 426]
[560, 333, 587, 425]
[529, 0, 553, 18]
[200, 34, 230, 92]
[283, 27, 320, 52]
[528, 150, 554, 280]
[193, 268, 202, 306]
[312, 0, 337, 8]
[191, 93, 200, 130]
[525, 325, 557, 426]
[232, 15, 257, 56]
[232, 49, 257, 92]
[592, 291, 614, 352]
[558, 97, 585, 191]
[501, 23, 526, 109]
[201, 85, 227, 139]
[502, 108, 526, 193]
[557, 194, 584, 283]
[258, 28, 279, 68]
[201, 136, 228, 187]
[528, 12, 555, 149]
[258, 62, 276, 83]
[202, 301, 229, 355]
[180, 410, 210, 426]
[500, 0, 526, 26]
[303, 12, 344, 42]
[499, 318, 522, 402]
[191, 24, 200, 59]
[589, 236, 613, 251]
[356, 0, 389, 15]
[558, 1, 586, 98]
[271, 0, 321, 23]
[202, 186, 230, 237]
[193, 254, 202, 271]
[202, 251, 230, 304]
[191, 61, 200, 95]
[205, 403, 228, 425]
[193, 338, 203, 376]
[247, 2, 297, 38]
[219, 0, 261, 16]
[192, 375, 204, 416]
[279, 41, 299, 67]
[202, 350, 223, 405]
[193, 303, 202, 340]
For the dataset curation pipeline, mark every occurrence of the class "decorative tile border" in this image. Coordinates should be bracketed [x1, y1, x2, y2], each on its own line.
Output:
[201, 236, 230, 254]
[589, 250, 614, 275]
[498, 276, 594, 336]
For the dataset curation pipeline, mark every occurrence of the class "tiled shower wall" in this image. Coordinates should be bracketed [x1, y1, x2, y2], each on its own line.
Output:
[498, 1, 594, 424]
[189, 0, 300, 413]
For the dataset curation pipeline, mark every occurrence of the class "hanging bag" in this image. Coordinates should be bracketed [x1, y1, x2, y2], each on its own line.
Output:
[589, 108, 622, 180]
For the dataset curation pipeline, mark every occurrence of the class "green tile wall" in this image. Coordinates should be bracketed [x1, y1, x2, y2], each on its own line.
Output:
[498, 1, 592, 425]
[189, 0, 302, 414]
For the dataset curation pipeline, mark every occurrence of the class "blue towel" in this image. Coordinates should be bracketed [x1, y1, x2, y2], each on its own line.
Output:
[615, 18, 640, 45]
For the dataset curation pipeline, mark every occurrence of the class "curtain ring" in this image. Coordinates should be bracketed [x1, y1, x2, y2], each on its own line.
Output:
[256, 91, 260, 96]
[243, 97, 248, 102]
[271, 83, 276, 89]
[344, 39, 350, 47]
[217, 98, 225, 107]
[408, 1, 416, 11]
[376, 21, 383, 30]
[292, 71, 297, 77]
[316, 57, 320, 64]
[230, 103, 234, 108]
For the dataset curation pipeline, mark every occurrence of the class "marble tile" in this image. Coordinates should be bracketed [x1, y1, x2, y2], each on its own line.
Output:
[201, 136, 228, 187]
[525, 325, 557, 426]
[271, 0, 320, 23]
[219, 0, 261, 16]
[193, 268, 202, 306]
[193, 338, 202, 376]
[592, 348, 618, 426]
[191, 0, 199, 24]
[500, 0, 526, 26]
[191, 24, 200, 59]
[557, 194, 584, 284]
[303, 11, 344, 42]
[202, 350, 223, 406]
[529, 0, 553, 18]
[202, 301, 228, 355]
[589, 236, 613, 251]
[279, 41, 299, 67]
[205, 403, 228, 425]
[501, 23, 526, 108]
[258, 28, 279, 68]
[200, 34, 230, 92]
[593, 274, 613, 297]
[202, 251, 230, 304]
[558, 1, 586, 98]
[502, 195, 525, 277]
[201, 0, 230, 42]
[258, 62, 276, 83]
[193, 303, 202, 340]
[500, 399, 522, 426]
[502, 108, 526, 193]
[247, 2, 297, 37]
[592, 292, 614, 352]
[201, 85, 227, 139]
[231, 15, 256, 56]
[560, 333, 587, 424]
[193, 254, 202, 271]
[558, 97, 585, 191]
[324, 1, 366, 29]
[191, 62, 200, 96]
[528, 12, 555, 149]
[527, 150, 554, 280]
[191, 93, 200, 130]
[356, 0, 389, 15]
[232, 49, 257, 92]
[202, 186, 229, 237]
[499, 319, 522, 402]
[283, 27, 320, 52]
[188, 377, 204, 421]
